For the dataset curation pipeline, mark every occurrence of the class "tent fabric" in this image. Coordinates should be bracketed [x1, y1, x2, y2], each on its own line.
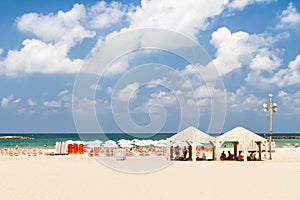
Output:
[167, 126, 216, 161]
[217, 126, 267, 161]
[218, 126, 266, 143]
[167, 126, 216, 144]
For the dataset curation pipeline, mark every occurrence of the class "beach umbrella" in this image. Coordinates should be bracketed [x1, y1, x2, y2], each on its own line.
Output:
[135, 140, 151, 147]
[87, 140, 103, 148]
[118, 139, 132, 145]
[120, 143, 133, 148]
[118, 139, 129, 144]
[157, 139, 167, 143]
[104, 141, 117, 148]
[154, 142, 167, 147]
[131, 139, 140, 145]
[146, 139, 154, 145]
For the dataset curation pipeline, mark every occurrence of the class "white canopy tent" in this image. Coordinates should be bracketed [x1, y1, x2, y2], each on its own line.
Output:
[217, 126, 267, 161]
[167, 126, 217, 161]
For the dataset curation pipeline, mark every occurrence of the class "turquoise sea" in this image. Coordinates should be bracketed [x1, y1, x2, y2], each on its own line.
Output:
[0, 133, 173, 149]
[0, 133, 299, 148]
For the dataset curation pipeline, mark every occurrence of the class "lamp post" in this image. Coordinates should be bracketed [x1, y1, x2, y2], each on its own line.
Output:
[263, 94, 277, 160]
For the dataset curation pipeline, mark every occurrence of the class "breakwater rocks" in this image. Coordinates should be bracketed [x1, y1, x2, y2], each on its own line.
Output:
[263, 135, 300, 139]
[0, 136, 32, 140]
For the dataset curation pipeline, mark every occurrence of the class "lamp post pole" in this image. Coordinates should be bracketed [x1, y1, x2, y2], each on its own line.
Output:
[263, 94, 277, 160]
[269, 94, 273, 160]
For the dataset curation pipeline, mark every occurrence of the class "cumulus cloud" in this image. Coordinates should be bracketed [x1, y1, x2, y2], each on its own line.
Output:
[16, 4, 95, 45]
[13, 98, 21, 103]
[0, 3, 96, 76]
[43, 100, 61, 108]
[72, 97, 102, 115]
[116, 82, 139, 101]
[249, 48, 281, 72]
[0, 39, 82, 76]
[89, 84, 101, 91]
[208, 27, 282, 79]
[1, 95, 14, 108]
[2, 0, 277, 77]
[226, 87, 264, 112]
[246, 54, 300, 87]
[127, 0, 229, 38]
[147, 77, 168, 88]
[276, 2, 300, 29]
[276, 90, 300, 113]
[228, 0, 276, 10]
[88, 1, 130, 29]
[27, 98, 37, 106]
[0, 48, 3, 55]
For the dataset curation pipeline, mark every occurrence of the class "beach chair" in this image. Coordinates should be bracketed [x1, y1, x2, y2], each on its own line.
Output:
[54, 141, 62, 155]
[93, 147, 100, 156]
[68, 144, 73, 154]
[60, 141, 68, 155]
[78, 144, 84, 154]
[74, 143, 79, 154]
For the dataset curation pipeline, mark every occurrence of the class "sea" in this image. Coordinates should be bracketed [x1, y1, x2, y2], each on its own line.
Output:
[0, 133, 299, 149]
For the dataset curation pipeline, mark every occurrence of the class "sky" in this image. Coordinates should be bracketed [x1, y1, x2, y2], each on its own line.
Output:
[0, 0, 300, 134]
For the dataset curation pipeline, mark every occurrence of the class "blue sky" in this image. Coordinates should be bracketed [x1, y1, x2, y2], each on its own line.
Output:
[1, 0, 300, 134]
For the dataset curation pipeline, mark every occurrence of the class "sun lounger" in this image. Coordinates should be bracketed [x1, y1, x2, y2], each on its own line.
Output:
[68, 144, 73, 154]
[78, 144, 84, 154]
[60, 141, 68, 155]
[54, 142, 62, 155]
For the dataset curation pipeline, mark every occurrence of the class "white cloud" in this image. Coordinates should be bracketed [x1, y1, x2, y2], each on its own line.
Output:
[0, 48, 3, 55]
[90, 84, 101, 91]
[43, 100, 61, 108]
[209, 27, 281, 77]
[116, 82, 139, 101]
[149, 91, 177, 105]
[246, 54, 300, 87]
[58, 89, 71, 102]
[58, 89, 69, 97]
[147, 77, 168, 88]
[194, 85, 225, 99]
[226, 87, 264, 112]
[27, 98, 37, 106]
[72, 97, 100, 115]
[276, 90, 300, 113]
[128, 0, 229, 38]
[0, 39, 82, 76]
[228, 0, 276, 10]
[16, 4, 95, 45]
[104, 56, 130, 77]
[275, 55, 300, 86]
[0, 3, 97, 77]
[1, 95, 14, 108]
[88, 1, 130, 29]
[276, 2, 300, 29]
[13, 98, 21, 103]
[132, 90, 177, 115]
[107, 87, 113, 95]
[249, 48, 281, 72]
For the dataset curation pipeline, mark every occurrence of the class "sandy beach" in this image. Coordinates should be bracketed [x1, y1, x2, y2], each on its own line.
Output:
[0, 148, 300, 200]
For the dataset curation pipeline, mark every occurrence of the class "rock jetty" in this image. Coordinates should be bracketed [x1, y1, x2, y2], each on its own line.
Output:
[0, 136, 32, 140]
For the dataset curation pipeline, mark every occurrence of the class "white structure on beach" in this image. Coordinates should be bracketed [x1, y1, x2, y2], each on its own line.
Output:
[167, 126, 267, 162]
[217, 126, 267, 161]
[167, 126, 217, 161]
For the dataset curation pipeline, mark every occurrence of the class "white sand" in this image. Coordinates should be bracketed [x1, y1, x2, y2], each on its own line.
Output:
[0, 148, 300, 200]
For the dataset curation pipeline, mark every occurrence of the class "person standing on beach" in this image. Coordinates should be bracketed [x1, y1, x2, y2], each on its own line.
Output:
[183, 146, 187, 159]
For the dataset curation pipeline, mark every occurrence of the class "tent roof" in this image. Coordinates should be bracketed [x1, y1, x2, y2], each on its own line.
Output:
[218, 126, 266, 143]
[168, 126, 216, 143]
